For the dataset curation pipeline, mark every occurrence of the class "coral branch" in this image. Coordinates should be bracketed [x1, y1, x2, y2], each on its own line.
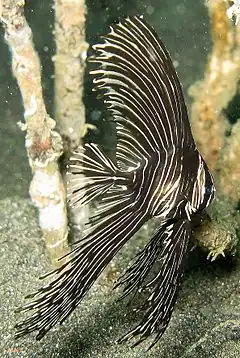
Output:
[54, 0, 89, 152]
[217, 120, 240, 203]
[189, 0, 240, 258]
[1, 0, 69, 266]
[189, 0, 240, 172]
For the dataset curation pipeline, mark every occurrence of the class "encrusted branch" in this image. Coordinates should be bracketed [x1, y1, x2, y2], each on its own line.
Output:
[189, 0, 240, 172]
[1, 0, 69, 266]
[217, 120, 240, 203]
[190, 0, 240, 258]
[54, 0, 89, 152]
[54, 0, 89, 227]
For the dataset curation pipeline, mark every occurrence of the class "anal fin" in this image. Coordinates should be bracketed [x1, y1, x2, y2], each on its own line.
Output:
[118, 219, 191, 348]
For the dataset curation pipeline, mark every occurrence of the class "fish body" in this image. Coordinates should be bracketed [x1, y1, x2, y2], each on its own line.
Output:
[15, 16, 215, 348]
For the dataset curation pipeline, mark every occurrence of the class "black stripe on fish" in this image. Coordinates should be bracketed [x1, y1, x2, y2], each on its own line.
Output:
[15, 15, 215, 348]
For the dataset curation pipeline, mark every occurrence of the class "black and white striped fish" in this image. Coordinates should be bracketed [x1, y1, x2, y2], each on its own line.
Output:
[15, 16, 215, 348]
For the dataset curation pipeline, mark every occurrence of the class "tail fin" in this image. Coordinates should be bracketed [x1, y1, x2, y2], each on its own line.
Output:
[118, 219, 191, 349]
[67, 143, 130, 208]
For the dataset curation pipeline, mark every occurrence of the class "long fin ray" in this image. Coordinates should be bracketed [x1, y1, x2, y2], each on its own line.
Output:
[118, 219, 191, 348]
[90, 16, 195, 167]
[115, 222, 169, 299]
[15, 201, 148, 340]
[67, 143, 132, 208]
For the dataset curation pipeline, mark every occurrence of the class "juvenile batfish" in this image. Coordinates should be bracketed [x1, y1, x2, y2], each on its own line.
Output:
[15, 16, 215, 348]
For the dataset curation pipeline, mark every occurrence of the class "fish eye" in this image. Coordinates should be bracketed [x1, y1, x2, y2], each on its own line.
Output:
[205, 186, 213, 195]
[202, 184, 215, 209]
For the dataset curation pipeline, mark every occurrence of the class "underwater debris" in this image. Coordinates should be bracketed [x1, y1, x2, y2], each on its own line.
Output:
[15, 16, 215, 348]
[193, 196, 239, 259]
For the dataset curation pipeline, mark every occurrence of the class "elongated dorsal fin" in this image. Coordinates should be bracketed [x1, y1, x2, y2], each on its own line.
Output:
[90, 15, 195, 169]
